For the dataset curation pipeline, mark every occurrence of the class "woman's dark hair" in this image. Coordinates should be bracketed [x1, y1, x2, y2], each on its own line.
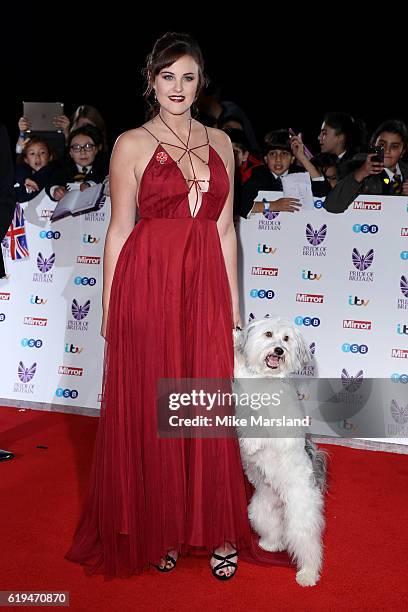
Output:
[143, 32, 208, 118]
[67, 125, 103, 149]
[323, 112, 366, 153]
[370, 119, 408, 148]
[70, 105, 108, 151]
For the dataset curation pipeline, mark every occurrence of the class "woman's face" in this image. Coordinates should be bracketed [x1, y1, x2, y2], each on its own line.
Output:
[375, 131, 405, 171]
[24, 142, 51, 170]
[154, 54, 199, 115]
[69, 133, 100, 166]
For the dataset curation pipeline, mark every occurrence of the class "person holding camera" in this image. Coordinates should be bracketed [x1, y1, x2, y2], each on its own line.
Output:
[324, 119, 408, 213]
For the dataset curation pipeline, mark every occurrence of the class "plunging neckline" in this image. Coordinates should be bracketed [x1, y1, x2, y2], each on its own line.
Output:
[138, 142, 227, 219]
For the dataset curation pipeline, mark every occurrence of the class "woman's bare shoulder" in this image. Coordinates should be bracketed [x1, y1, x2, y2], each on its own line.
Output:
[113, 126, 153, 150]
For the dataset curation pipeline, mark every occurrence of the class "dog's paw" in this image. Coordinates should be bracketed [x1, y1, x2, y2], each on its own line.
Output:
[295, 568, 319, 587]
[258, 537, 286, 552]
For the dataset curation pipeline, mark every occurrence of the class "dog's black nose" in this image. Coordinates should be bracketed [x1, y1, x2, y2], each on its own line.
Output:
[274, 347, 284, 356]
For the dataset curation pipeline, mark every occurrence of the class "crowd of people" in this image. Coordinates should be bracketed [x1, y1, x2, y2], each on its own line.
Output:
[9, 104, 408, 216]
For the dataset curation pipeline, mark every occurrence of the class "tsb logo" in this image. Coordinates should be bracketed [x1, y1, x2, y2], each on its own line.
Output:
[0, 313, 6, 322]
[74, 276, 96, 286]
[391, 373, 408, 383]
[56, 388, 79, 399]
[401, 251, 408, 260]
[352, 224, 379, 234]
[39, 230, 61, 239]
[314, 200, 324, 209]
[342, 343, 368, 354]
[82, 234, 100, 244]
[21, 338, 43, 348]
[294, 316, 321, 327]
[302, 270, 322, 280]
[250, 289, 275, 299]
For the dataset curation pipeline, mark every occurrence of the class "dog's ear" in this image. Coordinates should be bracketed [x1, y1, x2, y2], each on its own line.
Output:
[294, 327, 311, 369]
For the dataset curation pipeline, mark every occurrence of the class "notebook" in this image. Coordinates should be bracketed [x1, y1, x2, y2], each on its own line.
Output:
[23, 101, 65, 132]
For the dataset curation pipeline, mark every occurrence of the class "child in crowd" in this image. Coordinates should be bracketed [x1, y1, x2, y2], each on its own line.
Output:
[240, 129, 329, 218]
[14, 137, 55, 202]
[324, 119, 408, 213]
[46, 125, 109, 202]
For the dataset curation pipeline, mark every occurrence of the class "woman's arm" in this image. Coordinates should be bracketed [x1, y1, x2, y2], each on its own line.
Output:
[101, 132, 138, 337]
[216, 131, 241, 328]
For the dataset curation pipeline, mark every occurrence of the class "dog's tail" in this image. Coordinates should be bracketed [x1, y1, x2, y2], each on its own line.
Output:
[305, 437, 328, 493]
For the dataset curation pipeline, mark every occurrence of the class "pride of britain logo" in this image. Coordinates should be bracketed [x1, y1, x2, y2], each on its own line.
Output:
[341, 368, 364, 393]
[388, 399, 408, 436]
[258, 206, 281, 231]
[33, 252, 55, 283]
[398, 275, 408, 310]
[349, 248, 374, 282]
[67, 299, 91, 331]
[303, 223, 327, 257]
[14, 361, 37, 393]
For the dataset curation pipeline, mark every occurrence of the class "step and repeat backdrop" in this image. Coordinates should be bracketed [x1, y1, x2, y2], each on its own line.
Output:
[1, 189, 407, 444]
[236, 193, 408, 444]
[0, 190, 110, 411]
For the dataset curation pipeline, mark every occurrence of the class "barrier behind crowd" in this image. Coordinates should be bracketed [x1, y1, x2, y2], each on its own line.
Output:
[0, 191, 110, 413]
[236, 193, 408, 445]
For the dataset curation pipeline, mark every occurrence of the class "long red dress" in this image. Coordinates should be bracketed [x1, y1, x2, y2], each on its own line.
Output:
[65, 129, 292, 577]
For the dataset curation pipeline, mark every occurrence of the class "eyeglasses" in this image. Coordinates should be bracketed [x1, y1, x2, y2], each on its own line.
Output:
[70, 143, 96, 153]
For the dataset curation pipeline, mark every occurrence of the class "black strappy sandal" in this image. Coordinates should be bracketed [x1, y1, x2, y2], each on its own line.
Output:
[211, 551, 238, 581]
[154, 554, 177, 573]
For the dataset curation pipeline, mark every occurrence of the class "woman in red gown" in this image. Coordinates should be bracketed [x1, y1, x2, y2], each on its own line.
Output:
[66, 32, 291, 580]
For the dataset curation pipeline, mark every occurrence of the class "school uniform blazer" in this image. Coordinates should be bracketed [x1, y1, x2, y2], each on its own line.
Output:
[324, 160, 408, 213]
[45, 155, 109, 200]
[240, 164, 329, 218]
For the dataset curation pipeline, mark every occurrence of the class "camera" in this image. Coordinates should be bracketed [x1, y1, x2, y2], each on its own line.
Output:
[368, 144, 384, 164]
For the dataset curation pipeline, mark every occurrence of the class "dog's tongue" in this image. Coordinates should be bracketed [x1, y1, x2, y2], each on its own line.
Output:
[266, 354, 280, 368]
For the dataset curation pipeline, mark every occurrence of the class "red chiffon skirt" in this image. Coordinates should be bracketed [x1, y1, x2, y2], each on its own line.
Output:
[66, 163, 292, 577]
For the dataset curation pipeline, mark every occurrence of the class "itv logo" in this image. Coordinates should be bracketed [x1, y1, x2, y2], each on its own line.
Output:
[348, 295, 369, 306]
[302, 270, 322, 281]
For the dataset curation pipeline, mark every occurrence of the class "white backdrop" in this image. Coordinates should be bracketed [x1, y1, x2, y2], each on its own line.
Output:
[236, 193, 408, 444]
[0, 190, 110, 410]
[1, 190, 407, 445]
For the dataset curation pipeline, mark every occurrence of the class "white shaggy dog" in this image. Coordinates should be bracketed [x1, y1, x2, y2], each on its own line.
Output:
[234, 317, 327, 587]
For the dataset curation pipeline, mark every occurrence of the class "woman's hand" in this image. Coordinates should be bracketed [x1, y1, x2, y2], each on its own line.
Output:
[232, 303, 242, 330]
[100, 315, 107, 339]
[402, 180, 408, 196]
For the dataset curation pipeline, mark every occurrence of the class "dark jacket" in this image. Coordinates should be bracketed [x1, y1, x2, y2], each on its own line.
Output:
[324, 159, 408, 213]
[240, 164, 330, 218]
[45, 155, 109, 201]
[14, 162, 55, 202]
[0, 125, 16, 278]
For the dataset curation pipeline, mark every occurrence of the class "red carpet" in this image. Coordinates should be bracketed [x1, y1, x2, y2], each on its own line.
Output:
[0, 405, 407, 611]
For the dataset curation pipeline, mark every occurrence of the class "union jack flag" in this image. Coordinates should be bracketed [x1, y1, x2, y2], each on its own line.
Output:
[6, 203, 29, 260]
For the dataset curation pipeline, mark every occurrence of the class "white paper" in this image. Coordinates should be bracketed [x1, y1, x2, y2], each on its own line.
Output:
[51, 183, 105, 221]
[281, 172, 314, 210]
